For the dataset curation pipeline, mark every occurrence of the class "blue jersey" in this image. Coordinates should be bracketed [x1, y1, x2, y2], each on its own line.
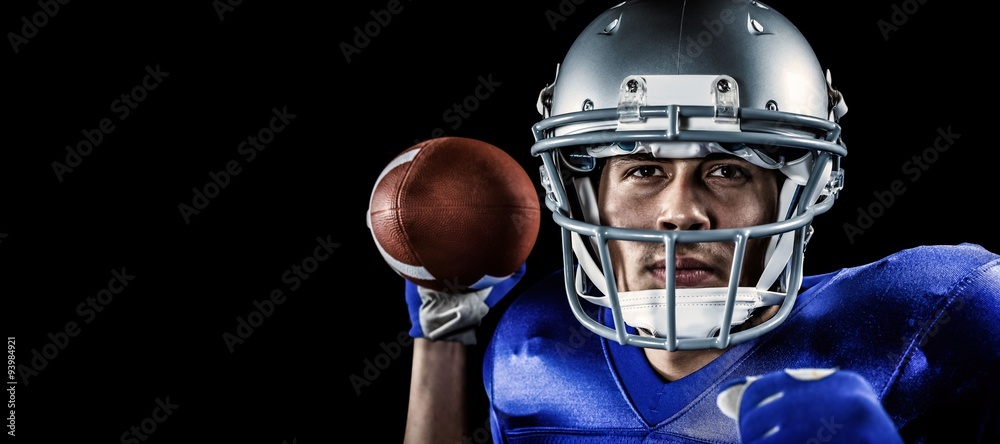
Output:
[483, 243, 1000, 443]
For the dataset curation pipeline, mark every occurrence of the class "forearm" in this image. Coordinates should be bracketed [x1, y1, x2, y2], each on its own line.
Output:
[404, 338, 468, 444]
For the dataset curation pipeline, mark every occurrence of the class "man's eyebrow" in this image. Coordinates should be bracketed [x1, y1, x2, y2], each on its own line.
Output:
[608, 152, 755, 166]
[607, 153, 659, 166]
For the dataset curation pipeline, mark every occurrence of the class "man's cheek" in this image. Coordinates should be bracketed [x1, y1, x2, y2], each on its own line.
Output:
[741, 239, 772, 284]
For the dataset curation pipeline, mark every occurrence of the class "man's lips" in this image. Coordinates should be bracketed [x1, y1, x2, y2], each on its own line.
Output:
[647, 257, 716, 287]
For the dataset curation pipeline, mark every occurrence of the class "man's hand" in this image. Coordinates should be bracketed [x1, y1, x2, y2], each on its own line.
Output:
[405, 262, 526, 345]
[717, 368, 902, 443]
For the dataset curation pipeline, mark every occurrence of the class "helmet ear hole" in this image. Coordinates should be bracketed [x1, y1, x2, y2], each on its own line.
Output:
[560, 147, 598, 172]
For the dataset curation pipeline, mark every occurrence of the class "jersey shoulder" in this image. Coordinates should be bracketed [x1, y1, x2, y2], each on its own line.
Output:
[810, 242, 1000, 307]
[794, 243, 1000, 440]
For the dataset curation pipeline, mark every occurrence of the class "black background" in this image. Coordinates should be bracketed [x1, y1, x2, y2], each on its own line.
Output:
[2, 0, 992, 442]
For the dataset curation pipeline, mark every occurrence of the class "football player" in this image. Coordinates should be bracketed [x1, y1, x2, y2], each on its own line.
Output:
[398, 1, 1000, 442]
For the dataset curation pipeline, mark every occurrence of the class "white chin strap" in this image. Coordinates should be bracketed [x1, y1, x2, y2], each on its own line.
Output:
[569, 169, 815, 339]
[571, 233, 786, 339]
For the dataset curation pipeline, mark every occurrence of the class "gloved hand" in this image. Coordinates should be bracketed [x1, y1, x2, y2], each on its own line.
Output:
[405, 263, 526, 345]
[717, 368, 903, 444]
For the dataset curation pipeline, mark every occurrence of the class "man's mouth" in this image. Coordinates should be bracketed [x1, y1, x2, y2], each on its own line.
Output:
[648, 257, 716, 287]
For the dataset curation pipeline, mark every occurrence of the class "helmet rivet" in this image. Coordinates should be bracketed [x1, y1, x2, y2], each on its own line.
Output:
[765, 100, 778, 111]
[582, 99, 594, 111]
[716, 79, 732, 93]
[626, 79, 640, 93]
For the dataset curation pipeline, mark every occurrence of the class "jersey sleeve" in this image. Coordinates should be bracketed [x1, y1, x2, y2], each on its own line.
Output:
[877, 244, 1000, 441]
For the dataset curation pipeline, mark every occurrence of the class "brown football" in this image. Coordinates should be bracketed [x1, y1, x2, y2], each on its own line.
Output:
[367, 137, 540, 291]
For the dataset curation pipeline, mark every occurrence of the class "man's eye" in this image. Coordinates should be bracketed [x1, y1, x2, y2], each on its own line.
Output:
[708, 164, 747, 179]
[628, 165, 663, 178]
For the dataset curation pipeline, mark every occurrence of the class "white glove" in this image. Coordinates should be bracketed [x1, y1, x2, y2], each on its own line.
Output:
[415, 286, 490, 345]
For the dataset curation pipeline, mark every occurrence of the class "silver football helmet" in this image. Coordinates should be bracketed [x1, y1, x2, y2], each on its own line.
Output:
[532, 0, 848, 351]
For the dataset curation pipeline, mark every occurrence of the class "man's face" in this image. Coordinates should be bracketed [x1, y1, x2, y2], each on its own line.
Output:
[597, 153, 781, 292]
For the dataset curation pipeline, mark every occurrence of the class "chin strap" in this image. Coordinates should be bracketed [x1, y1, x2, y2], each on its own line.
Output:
[756, 178, 800, 292]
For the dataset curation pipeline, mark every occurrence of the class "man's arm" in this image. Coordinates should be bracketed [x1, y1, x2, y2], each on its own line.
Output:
[399, 263, 526, 443]
[404, 338, 467, 444]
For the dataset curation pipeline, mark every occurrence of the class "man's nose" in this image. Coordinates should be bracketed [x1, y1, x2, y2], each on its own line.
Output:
[655, 179, 710, 231]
